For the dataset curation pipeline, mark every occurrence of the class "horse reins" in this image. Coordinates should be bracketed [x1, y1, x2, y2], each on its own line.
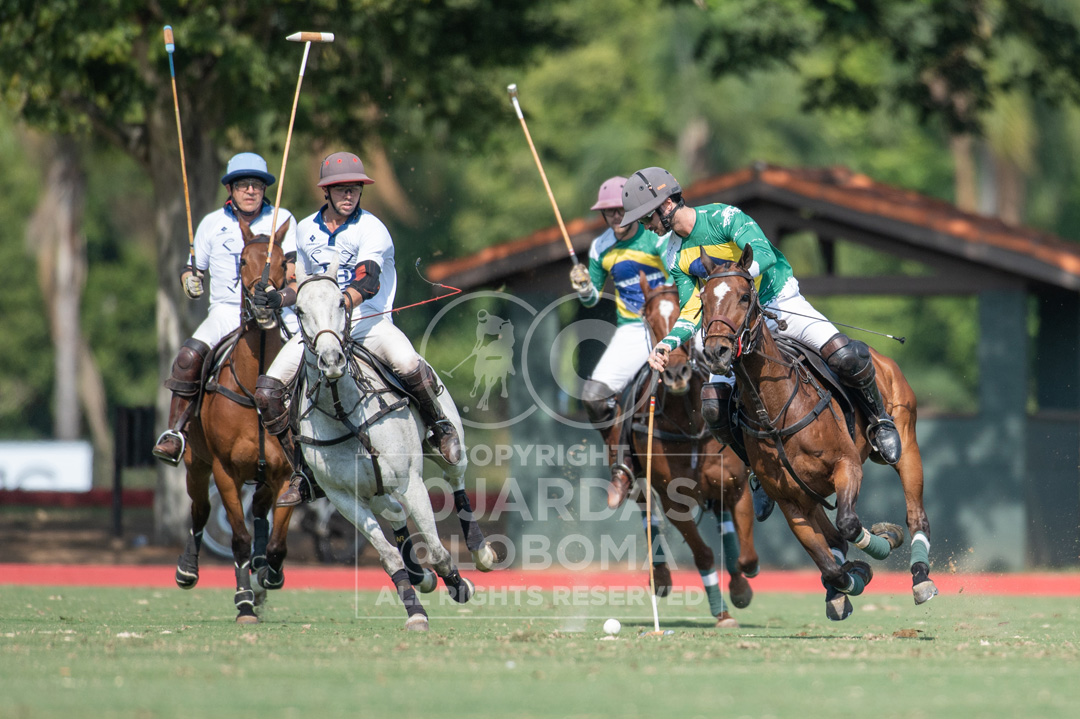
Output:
[701, 267, 837, 510]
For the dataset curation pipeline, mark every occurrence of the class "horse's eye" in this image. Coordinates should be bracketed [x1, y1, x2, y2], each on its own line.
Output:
[740, 293, 750, 304]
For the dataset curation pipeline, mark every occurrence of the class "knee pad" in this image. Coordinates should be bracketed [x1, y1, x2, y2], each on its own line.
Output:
[701, 382, 733, 426]
[254, 376, 291, 435]
[165, 338, 211, 396]
[823, 334, 873, 385]
[581, 380, 617, 426]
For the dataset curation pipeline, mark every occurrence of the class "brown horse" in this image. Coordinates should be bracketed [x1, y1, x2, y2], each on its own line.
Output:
[174, 220, 295, 623]
[696, 246, 937, 621]
[621, 273, 759, 627]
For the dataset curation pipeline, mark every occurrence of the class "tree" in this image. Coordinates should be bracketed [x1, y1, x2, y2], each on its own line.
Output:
[0, 0, 565, 541]
[689, 0, 1080, 215]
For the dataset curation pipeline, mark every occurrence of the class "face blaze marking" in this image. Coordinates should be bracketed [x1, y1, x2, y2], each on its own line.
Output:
[712, 282, 731, 305]
[658, 299, 676, 323]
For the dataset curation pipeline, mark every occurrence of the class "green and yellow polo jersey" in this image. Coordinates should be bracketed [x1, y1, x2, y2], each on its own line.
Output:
[579, 224, 670, 326]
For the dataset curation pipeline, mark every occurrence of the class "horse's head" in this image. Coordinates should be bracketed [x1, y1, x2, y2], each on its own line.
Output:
[239, 219, 291, 331]
[698, 245, 761, 376]
[294, 254, 349, 379]
[639, 271, 691, 395]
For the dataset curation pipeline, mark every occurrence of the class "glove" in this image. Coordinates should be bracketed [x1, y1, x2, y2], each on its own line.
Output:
[253, 279, 283, 309]
[182, 270, 204, 299]
[569, 264, 593, 295]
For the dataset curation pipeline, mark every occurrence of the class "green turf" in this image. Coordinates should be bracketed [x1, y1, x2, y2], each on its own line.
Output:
[1, 585, 1077, 719]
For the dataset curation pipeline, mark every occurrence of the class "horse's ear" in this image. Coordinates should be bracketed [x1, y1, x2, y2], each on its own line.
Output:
[240, 218, 255, 245]
[273, 218, 291, 248]
[638, 270, 651, 297]
[738, 244, 755, 271]
[699, 246, 717, 274]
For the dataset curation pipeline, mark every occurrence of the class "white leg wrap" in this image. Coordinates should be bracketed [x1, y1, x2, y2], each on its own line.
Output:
[911, 531, 930, 549]
[700, 570, 720, 587]
[853, 527, 873, 550]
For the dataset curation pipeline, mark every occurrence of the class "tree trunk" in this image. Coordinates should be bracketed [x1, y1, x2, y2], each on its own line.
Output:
[29, 137, 85, 441]
[145, 86, 220, 544]
[950, 133, 978, 213]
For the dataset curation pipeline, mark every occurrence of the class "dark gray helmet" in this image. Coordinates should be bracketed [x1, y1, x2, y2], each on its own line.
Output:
[620, 167, 681, 227]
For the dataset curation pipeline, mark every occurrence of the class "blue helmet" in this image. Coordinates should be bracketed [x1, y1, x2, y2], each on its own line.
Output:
[220, 152, 276, 186]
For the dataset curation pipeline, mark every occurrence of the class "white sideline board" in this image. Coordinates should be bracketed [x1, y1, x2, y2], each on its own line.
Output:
[0, 441, 94, 491]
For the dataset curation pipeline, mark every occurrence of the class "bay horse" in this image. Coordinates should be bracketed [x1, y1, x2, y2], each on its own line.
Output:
[291, 261, 482, 631]
[617, 273, 759, 627]
[174, 220, 295, 623]
[696, 246, 937, 621]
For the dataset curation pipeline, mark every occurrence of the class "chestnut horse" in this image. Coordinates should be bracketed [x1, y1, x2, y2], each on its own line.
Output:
[620, 273, 759, 627]
[696, 246, 936, 621]
[174, 220, 295, 623]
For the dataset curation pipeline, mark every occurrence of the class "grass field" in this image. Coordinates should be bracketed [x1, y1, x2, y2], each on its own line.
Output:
[1, 584, 1078, 719]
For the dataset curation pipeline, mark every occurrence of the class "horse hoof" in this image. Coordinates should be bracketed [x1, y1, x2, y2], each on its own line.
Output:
[871, 522, 905, 550]
[175, 569, 198, 590]
[741, 560, 760, 579]
[825, 592, 853, 621]
[448, 576, 474, 604]
[417, 569, 439, 594]
[715, 611, 740, 628]
[405, 614, 430, 632]
[653, 563, 673, 597]
[257, 566, 285, 591]
[728, 574, 753, 609]
[913, 579, 939, 605]
[472, 543, 499, 572]
[236, 613, 260, 625]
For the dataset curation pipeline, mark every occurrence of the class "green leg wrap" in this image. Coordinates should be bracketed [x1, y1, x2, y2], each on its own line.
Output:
[718, 511, 740, 575]
[843, 570, 867, 596]
[911, 531, 930, 568]
[854, 526, 892, 561]
[701, 570, 727, 616]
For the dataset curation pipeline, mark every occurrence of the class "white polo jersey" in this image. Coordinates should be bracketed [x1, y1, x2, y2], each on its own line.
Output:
[295, 206, 398, 329]
[193, 200, 297, 309]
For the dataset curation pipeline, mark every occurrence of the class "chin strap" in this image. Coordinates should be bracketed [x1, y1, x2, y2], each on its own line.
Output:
[658, 199, 684, 233]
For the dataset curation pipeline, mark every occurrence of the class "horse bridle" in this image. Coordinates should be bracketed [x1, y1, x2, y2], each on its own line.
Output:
[295, 274, 355, 355]
[700, 267, 763, 360]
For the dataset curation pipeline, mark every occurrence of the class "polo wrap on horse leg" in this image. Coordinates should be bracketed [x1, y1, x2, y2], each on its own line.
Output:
[399, 361, 461, 465]
[153, 338, 211, 465]
[822, 334, 902, 465]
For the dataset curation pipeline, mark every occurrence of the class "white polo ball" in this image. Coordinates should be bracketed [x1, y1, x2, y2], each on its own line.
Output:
[603, 618, 621, 635]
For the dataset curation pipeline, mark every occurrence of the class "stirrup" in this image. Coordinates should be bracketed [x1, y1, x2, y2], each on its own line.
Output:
[277, 470, 324, 508]
[152, 430, 186, 467]
[749, 472, 774, 522]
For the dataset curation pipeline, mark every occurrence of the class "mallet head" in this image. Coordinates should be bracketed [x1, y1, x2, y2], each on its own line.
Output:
[286, 31, 335, 43]
[507, 83, 519, 99]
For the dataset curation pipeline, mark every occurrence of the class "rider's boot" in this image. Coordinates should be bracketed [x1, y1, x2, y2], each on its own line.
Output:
[582, 380, 633, 510]
[254, 375, 322, 508]
[822, 334, 902, 465]
[702, 381, 774, 521]
[399, 361, 461, 465]
[152, 339, 210, 466]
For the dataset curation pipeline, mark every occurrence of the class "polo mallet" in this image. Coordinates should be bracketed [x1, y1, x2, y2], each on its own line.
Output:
[643, 390, 664, 636]
[507, 84, 579, 267]
[163, 26, 195, 268]
[263, 30, 336, 284]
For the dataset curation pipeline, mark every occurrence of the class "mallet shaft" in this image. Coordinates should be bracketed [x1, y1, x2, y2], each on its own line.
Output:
[507, 84, 579, 266]
[163, 25, 195, 266]
[645, 394, 660, 633]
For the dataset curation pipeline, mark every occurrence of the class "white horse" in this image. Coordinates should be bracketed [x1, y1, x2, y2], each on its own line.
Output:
[292, 263, 493, 630]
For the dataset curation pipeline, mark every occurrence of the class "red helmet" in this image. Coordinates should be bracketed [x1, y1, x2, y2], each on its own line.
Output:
[317, 152, 375, 187]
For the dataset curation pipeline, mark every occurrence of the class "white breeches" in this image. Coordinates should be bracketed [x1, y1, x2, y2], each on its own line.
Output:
[707, 277, 839, 385]
[266, 318, 421, 384]
[192, 303, 241, 347]
[589, 322, 651, 393]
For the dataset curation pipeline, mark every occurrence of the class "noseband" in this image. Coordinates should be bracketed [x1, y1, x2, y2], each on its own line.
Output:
[701, 268, 761, 359]
[297, 275, 353, 354]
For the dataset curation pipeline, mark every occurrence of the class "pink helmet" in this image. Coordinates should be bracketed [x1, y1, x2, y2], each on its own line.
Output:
[590, 176, 628, 211]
